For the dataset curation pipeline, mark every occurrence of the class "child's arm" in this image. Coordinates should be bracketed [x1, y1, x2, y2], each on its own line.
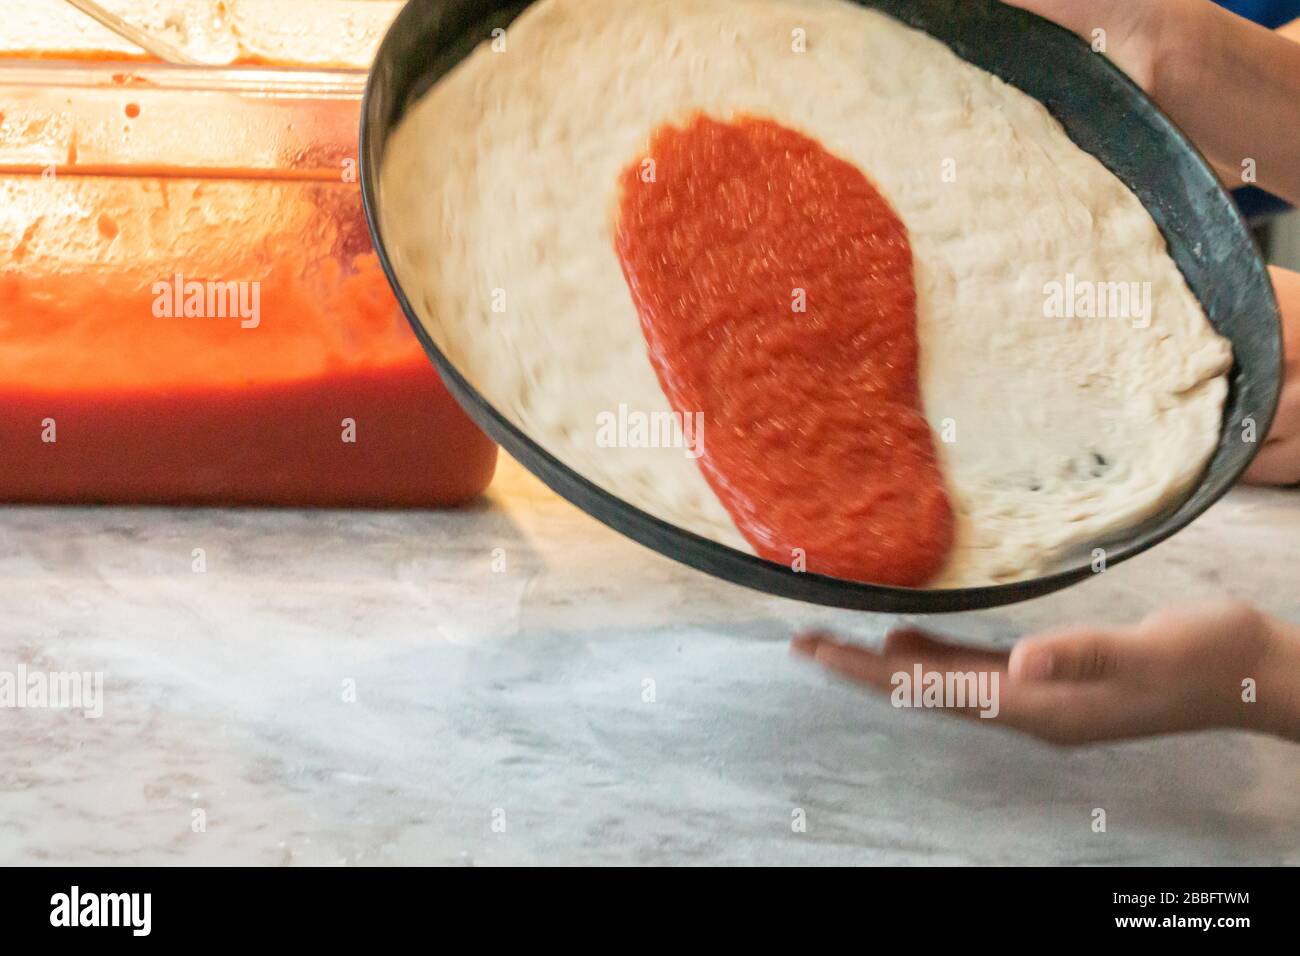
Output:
[1005, 1, 1300, 484]
[1006, 0, 1300, 206]
[1246, 267, 1300, 486]
[793, 600, 1300, 744]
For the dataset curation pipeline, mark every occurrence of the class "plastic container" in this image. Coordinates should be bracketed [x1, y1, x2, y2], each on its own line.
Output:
[0, 59, 497, 506]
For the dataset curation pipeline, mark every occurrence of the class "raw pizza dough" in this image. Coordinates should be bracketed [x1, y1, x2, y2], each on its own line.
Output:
[380, 0, 1232, 587]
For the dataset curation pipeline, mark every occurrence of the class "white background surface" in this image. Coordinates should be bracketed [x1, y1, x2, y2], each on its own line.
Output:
[1, 457, 1297, 865]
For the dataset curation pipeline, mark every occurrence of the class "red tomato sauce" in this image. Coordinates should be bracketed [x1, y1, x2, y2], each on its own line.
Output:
[0, 172, 496, 507]
[614, 115, 954, 586]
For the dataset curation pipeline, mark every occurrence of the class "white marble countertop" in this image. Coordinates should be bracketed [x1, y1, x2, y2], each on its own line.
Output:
[1, 457, 1297, 866]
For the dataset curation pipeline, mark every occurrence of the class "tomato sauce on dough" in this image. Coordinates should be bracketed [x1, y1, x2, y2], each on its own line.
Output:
[614, 115, 954, 586]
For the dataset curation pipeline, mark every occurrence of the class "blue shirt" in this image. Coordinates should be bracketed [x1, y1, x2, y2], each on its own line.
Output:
[1215, 0, 1300, 28]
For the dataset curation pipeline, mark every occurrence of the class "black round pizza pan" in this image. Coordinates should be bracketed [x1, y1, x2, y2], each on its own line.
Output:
[359, 0, 1283, 613]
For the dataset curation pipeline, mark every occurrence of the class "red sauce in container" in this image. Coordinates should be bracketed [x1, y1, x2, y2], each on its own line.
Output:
[615, 115, 953, 586]
[0, 73, 496, 508]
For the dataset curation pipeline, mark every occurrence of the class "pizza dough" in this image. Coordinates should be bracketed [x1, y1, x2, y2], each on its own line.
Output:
[379, 0, 1232, 587]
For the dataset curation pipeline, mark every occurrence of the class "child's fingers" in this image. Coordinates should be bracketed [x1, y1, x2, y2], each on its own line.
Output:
[791, 632, 885, 685]
[792, 627, 1188, 743]
[881, 627, 1009, 670]
[1244, 432, 1300, 486]
[1009, 626, 1138, 683]
[793, 629, 1007, 691]
[990, 683, 1155, 744]
[794, 599, 1282, 744]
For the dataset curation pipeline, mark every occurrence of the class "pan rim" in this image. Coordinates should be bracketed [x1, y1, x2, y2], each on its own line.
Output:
[359, 0, 1284, 613]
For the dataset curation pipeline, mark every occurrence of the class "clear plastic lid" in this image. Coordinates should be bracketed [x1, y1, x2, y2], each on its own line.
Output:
[1, 0, 401, 69]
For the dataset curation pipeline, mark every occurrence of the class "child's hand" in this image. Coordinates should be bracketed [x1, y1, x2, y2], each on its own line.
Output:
[792, 600, 1300, 744]
[1246, 267, 1300, 486]
[1007, 0, 1300, 205]
[1002, 0, 1173, 92]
